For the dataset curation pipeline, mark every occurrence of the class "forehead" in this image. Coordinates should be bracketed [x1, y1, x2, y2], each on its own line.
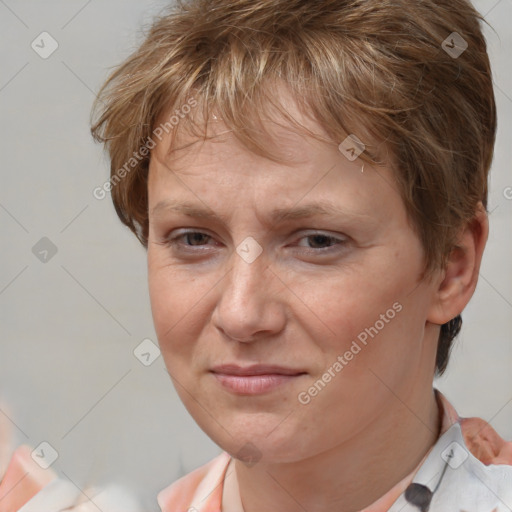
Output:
[153, 89, 332, 168]
[147, 86, 403, 224]
[149, 135, 406, 242]
[151, 79, 389, 180]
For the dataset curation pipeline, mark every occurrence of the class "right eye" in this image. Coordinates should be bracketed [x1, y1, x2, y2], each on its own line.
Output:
[164, 230, 218, 251]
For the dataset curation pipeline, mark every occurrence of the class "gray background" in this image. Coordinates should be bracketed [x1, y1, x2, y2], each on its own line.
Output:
[0, 1, 511, 510]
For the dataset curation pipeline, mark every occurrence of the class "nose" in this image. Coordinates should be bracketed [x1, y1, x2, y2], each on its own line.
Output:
[212, 249, 286, 343]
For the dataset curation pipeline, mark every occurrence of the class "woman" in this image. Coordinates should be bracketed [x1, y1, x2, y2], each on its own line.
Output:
[87, 0, 511, 510]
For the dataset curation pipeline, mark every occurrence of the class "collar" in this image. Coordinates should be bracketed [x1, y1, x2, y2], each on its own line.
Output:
[389, 388, 512, 511]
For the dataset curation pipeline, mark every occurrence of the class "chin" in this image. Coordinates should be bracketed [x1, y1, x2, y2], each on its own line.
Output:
[206, 417, 313, 464]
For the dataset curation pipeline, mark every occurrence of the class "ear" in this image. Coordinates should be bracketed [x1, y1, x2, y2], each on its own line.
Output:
[427, 202, 489, 325]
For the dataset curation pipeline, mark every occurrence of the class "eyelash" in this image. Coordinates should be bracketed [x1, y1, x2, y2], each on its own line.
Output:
[163, 230, 346, 254]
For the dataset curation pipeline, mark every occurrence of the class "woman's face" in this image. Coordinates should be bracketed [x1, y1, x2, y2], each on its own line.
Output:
[147, 99, 441, 463]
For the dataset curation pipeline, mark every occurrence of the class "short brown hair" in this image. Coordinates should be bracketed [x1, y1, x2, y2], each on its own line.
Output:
[91, 0, 496, 376]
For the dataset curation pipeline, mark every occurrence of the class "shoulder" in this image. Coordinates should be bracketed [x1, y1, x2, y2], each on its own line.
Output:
[392, 419, 512, 511]
[460, 416, 512, 466]
[434, 421, 512, 511]
[444, 418, 512, 509]
[0, 444, 56, 512]
[0, 445, 141, 512]
[157, 452, 231, 512]
[435, 388, 512, 467]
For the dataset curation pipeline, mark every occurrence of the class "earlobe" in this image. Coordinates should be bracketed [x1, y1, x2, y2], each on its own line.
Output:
[427, 203, 489, 326]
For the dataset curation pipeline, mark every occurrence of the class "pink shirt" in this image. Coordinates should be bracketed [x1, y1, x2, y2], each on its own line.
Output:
[158, 388, 512, 512]
[0, 445, 139, 511]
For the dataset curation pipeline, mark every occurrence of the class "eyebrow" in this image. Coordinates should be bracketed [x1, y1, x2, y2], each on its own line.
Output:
[150, 199, 368, 224]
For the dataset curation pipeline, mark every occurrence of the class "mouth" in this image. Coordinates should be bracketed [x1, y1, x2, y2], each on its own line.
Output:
[210, 364, 307, 395]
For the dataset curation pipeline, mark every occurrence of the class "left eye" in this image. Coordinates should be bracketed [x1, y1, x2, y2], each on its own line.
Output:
[296, 234, 344, 250]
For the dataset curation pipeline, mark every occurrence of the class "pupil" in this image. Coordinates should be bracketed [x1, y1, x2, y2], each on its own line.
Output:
[189, 233, 207, 245]
[310, 235, 330, 248]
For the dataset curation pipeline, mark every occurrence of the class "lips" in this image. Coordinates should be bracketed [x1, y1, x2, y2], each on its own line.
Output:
[210, 364, 307, 395]
[210, 364, 306, 376]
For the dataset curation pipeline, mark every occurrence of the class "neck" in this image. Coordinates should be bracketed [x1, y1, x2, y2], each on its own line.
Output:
[233, 386, 440, 512]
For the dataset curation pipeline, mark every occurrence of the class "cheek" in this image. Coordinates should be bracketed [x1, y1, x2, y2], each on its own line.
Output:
[298, 266, 405, 345]
[301, 251, 428, 374]
[147, 252, 197, 347]
[292, 277, 429, 442]
[147, 249, 222, 368]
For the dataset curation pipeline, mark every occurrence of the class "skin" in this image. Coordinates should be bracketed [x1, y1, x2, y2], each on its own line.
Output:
[146, 91, 488, 512]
